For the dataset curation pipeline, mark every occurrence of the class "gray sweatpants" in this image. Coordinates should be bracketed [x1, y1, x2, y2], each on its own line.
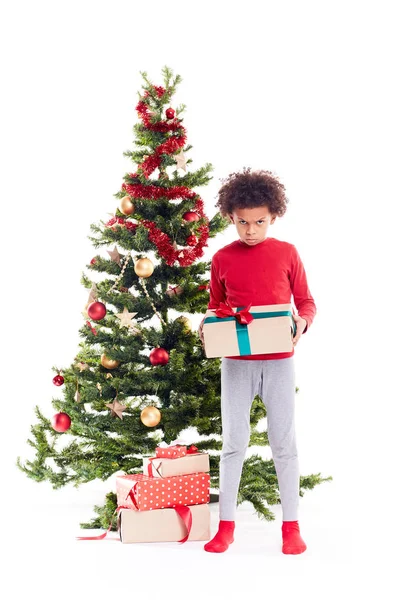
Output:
[219, 356, 299, 521]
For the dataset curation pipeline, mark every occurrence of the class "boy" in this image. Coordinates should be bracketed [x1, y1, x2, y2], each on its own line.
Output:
[199, 168, 316, 554]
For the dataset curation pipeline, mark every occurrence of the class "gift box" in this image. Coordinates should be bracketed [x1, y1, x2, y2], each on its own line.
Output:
[144, 452, 210, 478]
[203, 302, 296, 358]
[155, 444, 187, 459]
[118, 503, 210, 544]
[116, 472, 210, 511]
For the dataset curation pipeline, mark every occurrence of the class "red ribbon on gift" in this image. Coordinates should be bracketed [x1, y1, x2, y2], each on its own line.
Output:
[76, 506, 124, 541]
[174, 505, 192, 543]
[127, 485, 140, 510]
[147, 457, 161, 477]
[215, 302, 254, 325]
[77, 505, 192, 543]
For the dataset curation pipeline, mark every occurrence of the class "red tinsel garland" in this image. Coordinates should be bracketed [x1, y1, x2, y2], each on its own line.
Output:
[121, 84, 210, 267]
[186, 234, 198, 246]
[135, 88, 186, 179]
[142, 220, 209, 267]
[106, 216, 138, 231]
[123, 182, 192, 200]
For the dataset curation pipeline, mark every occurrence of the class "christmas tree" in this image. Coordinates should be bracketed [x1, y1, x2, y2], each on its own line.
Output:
[18, 67, 330, 530]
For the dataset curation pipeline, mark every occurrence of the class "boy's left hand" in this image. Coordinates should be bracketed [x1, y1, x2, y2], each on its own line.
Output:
[292, 314, 307, 347]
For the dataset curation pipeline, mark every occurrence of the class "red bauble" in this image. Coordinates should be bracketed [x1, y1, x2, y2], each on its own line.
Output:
[149, 347, 169, 366]
[51, 412, 71, 433]
[90, 258, 97, 265]
[87, 301, 107, 321]
[182, 211, 200, 222]
[166, 108, 175, 119]
[52, 374, 64, 386]
[186, 234, 198, 246]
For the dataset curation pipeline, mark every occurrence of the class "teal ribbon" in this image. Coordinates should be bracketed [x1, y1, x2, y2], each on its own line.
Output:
[204, 309, 296, 356]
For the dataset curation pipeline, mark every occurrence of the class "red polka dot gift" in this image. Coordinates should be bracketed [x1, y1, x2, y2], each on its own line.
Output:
[155, 443, 187, 459]
[115, 469, 211, 544]
[116, 472, 210, 511]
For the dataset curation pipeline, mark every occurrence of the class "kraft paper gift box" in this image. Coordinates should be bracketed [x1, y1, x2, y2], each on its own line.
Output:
[116, 472, 210, 511]
[118, 503, 210, 544]
[202, 302, 297, 358]
[143, 452, 210, 478]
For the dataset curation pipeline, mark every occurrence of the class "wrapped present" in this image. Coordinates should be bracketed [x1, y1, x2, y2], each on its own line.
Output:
[202, 302, 297, 358]
[166, 285, 183, 297]
[118, 503, 210, 544]
[144, 452, 210, 478]
[156, 444, 187, 459]
[116, 472, 210, 511]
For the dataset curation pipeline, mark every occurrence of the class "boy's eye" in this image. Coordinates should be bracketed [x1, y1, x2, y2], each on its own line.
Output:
[239, 220, 264, 224]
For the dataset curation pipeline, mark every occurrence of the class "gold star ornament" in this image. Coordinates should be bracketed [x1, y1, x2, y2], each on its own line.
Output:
[116, 307, 138, 328]
[174, 149, 187, 172]
[107, 246, 122, 265]
[88, 283, 98, 304]
[105, 399, 127, 420]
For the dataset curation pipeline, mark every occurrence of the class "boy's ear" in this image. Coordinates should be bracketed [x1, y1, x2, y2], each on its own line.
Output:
[228, 214, 234, 224]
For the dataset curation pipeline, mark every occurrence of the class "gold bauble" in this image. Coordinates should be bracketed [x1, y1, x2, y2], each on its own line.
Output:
[140, 406, 161, 427]
[134, 257, 154, 278]
[119, 196, 135, 216]
[100, 353, 121, 369]
[176, 316, 192, 332]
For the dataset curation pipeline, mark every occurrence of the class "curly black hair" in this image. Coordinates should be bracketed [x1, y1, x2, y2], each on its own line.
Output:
[215, 167, 289, 218]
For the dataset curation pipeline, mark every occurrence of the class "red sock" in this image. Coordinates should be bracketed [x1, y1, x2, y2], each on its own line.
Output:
[282, 521, 307, 555]
[204, 520, 235, 553]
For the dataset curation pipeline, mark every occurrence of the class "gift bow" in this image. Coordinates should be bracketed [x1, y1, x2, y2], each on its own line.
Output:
[157, 438, 185, 449]
[157, 439, 198, 454]
[215, 302, 254, 325]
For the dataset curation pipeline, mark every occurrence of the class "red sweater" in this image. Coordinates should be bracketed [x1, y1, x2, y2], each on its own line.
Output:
[207, 236, 316, 360]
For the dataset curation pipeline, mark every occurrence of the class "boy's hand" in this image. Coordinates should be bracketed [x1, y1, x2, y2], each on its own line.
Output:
[292, 314, 307, 347]
[198, 316, 206, 348]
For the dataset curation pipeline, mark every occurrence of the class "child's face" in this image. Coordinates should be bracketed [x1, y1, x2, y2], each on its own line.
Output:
[229, 206, 276, 246]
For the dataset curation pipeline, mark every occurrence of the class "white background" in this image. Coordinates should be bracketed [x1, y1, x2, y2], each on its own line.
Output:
[1, 1, 398, 597]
